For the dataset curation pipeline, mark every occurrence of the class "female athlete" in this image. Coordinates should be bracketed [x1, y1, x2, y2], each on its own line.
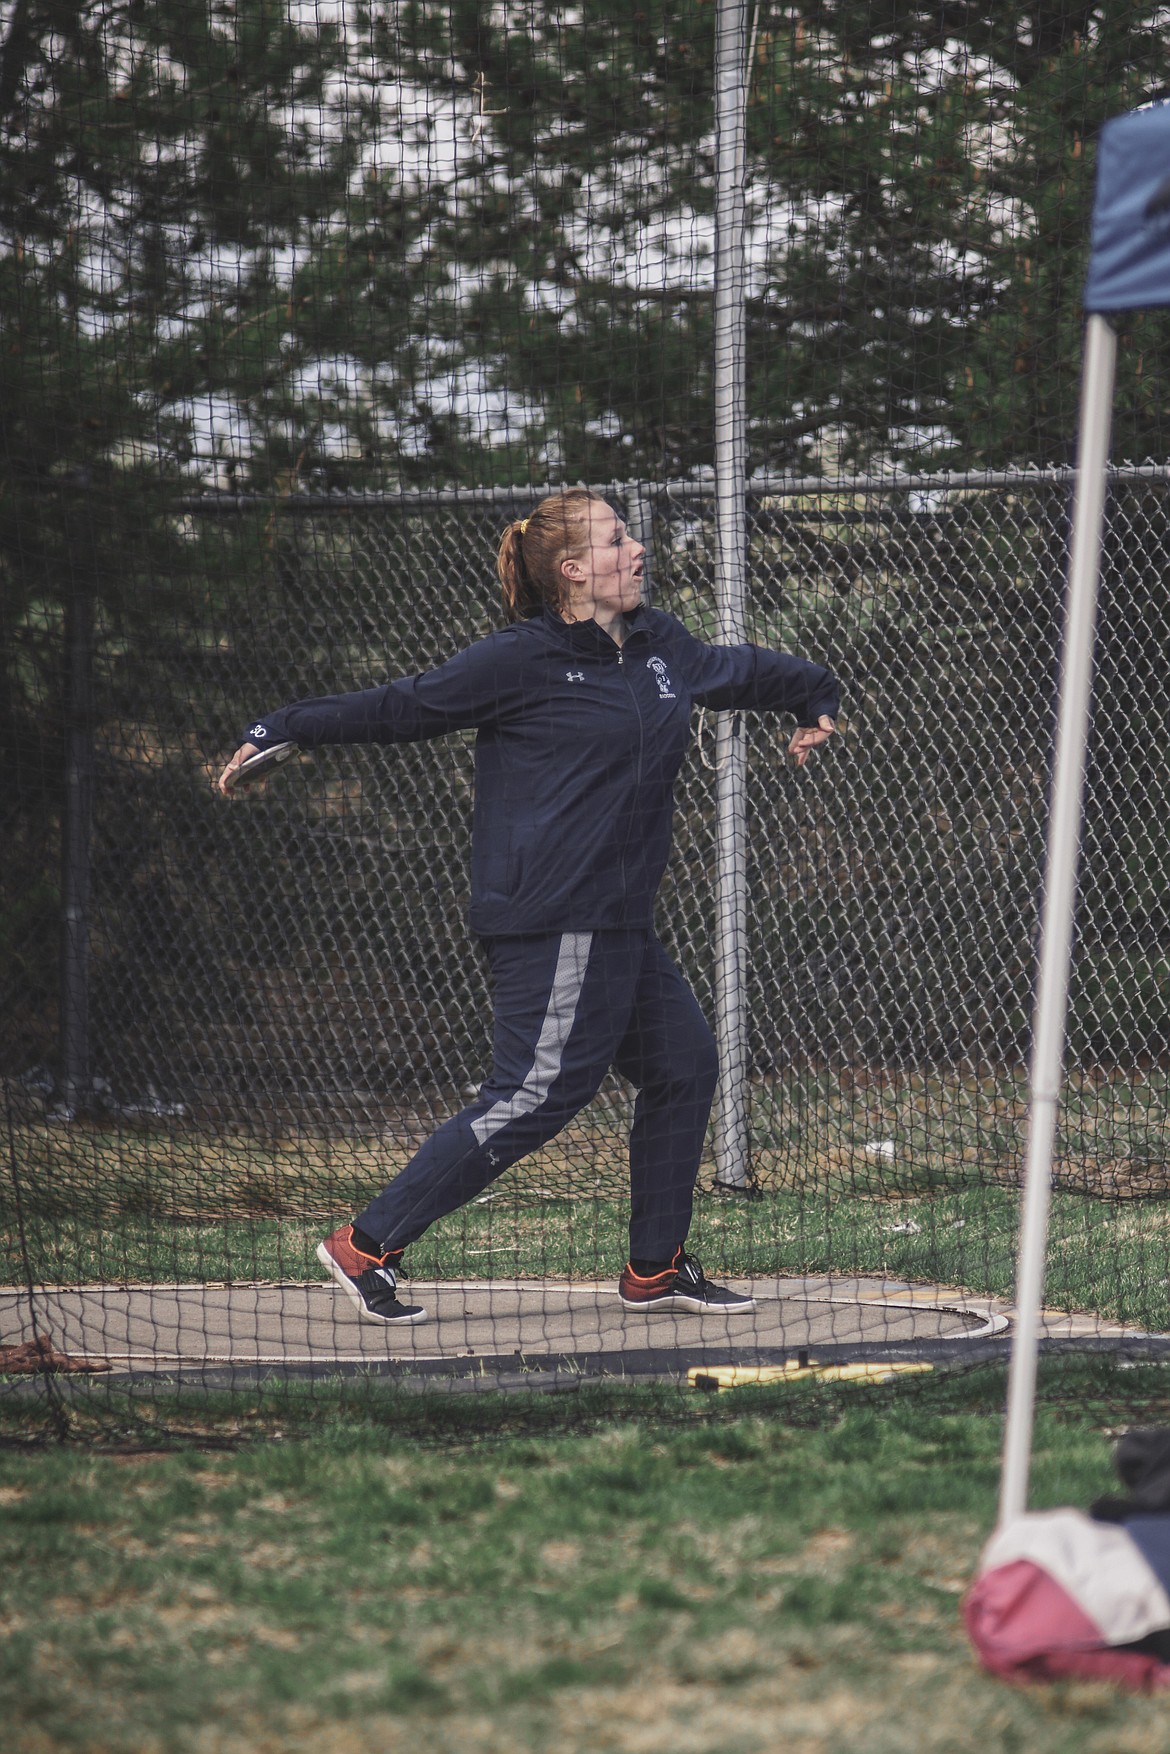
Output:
[217, 490, 838, 1324]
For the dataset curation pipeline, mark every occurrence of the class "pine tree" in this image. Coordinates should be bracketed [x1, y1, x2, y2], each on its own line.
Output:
[387, 1, 1170, 477]
[0, 0, 379, 1065]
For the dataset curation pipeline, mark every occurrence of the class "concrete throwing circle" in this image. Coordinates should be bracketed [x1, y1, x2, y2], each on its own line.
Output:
[0, 1276, 1007, 1380]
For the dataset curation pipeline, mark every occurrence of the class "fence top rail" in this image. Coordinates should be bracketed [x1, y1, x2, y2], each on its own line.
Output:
[174, 463, 1170, 516]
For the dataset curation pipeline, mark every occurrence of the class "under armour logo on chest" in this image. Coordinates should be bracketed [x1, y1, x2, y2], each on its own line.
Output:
[566, 670, 585, 683]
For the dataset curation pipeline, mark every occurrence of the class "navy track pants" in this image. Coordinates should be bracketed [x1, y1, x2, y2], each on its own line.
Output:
[355, 929, 719, 1262]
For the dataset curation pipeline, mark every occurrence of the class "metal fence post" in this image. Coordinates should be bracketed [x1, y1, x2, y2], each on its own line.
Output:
[625, 483, 655, 606]
[58, 575, 95, 1118]
[712, 0, 751, 1189]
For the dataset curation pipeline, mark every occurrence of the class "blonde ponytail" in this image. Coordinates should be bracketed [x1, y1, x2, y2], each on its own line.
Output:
[496, 519, 542, 621]
[496, 490, 608, 622]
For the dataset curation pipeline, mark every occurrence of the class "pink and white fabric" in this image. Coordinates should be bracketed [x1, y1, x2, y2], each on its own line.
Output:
[965, 1509, 1170, 1689]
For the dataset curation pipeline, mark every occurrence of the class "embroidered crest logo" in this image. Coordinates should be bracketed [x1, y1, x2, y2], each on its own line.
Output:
[647, 657, 676, 700]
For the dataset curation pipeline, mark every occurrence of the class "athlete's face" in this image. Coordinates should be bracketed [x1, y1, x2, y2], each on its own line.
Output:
[561, 504, 645, 623]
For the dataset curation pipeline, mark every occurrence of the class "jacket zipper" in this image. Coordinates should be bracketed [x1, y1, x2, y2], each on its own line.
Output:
[614, 643, 645, 909]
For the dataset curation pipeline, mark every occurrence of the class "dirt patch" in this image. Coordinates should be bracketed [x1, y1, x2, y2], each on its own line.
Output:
[539, 1541, 581, 1570]
[157, 1601, 237, 1632]
[757, 1526, 854, 1575]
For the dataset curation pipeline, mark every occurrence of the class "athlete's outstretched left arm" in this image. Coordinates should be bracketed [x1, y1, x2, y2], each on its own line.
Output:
[670, 623, 840, 766]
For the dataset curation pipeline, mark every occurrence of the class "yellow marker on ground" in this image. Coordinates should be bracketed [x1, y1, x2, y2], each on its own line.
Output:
[687, 1361, 934, 1392]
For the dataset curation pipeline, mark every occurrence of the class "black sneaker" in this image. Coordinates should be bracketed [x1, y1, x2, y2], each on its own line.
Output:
[317, 1225, 427, 1325]
[619, 1248, 755, 1314]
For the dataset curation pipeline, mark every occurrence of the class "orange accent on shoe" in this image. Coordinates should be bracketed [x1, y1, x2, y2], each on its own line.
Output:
[622, 1263, 676, 1286]
[619, 1264, 677, 1305]
[323, 1224, 389, 1274]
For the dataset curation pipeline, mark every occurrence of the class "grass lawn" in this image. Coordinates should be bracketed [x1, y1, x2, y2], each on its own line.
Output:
[6, 1184, 1170, 1333]
[2, 1362, 1169, 1753]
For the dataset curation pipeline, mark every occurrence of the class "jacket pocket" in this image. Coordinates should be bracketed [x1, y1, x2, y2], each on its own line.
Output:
[480, 829, 527, 900]
[505, 832, 529, 897]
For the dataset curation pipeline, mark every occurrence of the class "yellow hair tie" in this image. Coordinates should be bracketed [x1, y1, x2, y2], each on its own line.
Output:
[519, 518, 530, 534]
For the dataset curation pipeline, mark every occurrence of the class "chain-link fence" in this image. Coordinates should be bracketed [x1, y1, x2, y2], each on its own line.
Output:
[6, 465, 1170, 1401]
[5, 0, 1170, 1444]
[27, 474, 1170, 1092]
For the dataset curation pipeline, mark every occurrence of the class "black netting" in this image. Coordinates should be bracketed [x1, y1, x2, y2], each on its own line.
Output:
[6, 4, 1170, 1431]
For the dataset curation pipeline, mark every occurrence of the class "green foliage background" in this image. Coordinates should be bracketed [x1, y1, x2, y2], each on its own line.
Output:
[5, 2, 1170, 1097]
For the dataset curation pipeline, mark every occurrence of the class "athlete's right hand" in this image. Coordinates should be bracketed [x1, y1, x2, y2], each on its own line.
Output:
[787, 715, 837, 768]
[215, 743, 260, 797]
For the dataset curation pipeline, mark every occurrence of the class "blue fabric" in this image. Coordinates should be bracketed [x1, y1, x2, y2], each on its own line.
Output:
[1084, 103, 1170, 312]
[354, 929, 719, 1260]
[244, 605, 838, 936]
[1121, 1516, 1170, 1601]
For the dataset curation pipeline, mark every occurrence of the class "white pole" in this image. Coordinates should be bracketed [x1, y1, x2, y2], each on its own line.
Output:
[712, 0, 751, 1189]
[998, 313, 1117, 1526]
[626, 484, 654, 606]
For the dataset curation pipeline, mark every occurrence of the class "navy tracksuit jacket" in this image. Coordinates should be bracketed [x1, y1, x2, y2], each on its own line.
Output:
[245, 605, 839, 1260]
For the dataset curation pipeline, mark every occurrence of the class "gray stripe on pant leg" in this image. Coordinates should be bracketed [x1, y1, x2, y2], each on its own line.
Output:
[471, 931, 594, 1146]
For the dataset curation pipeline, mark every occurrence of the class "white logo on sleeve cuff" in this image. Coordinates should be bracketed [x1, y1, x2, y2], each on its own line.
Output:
[249, 724, 268, 739]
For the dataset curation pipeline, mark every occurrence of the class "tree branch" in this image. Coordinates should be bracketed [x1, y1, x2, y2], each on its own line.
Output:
[0, 0, 34, 124]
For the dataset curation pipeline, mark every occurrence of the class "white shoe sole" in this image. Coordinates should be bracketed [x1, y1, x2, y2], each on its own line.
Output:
[619, 1292, 757, 1314]
[316, 1241, 428, 1325]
